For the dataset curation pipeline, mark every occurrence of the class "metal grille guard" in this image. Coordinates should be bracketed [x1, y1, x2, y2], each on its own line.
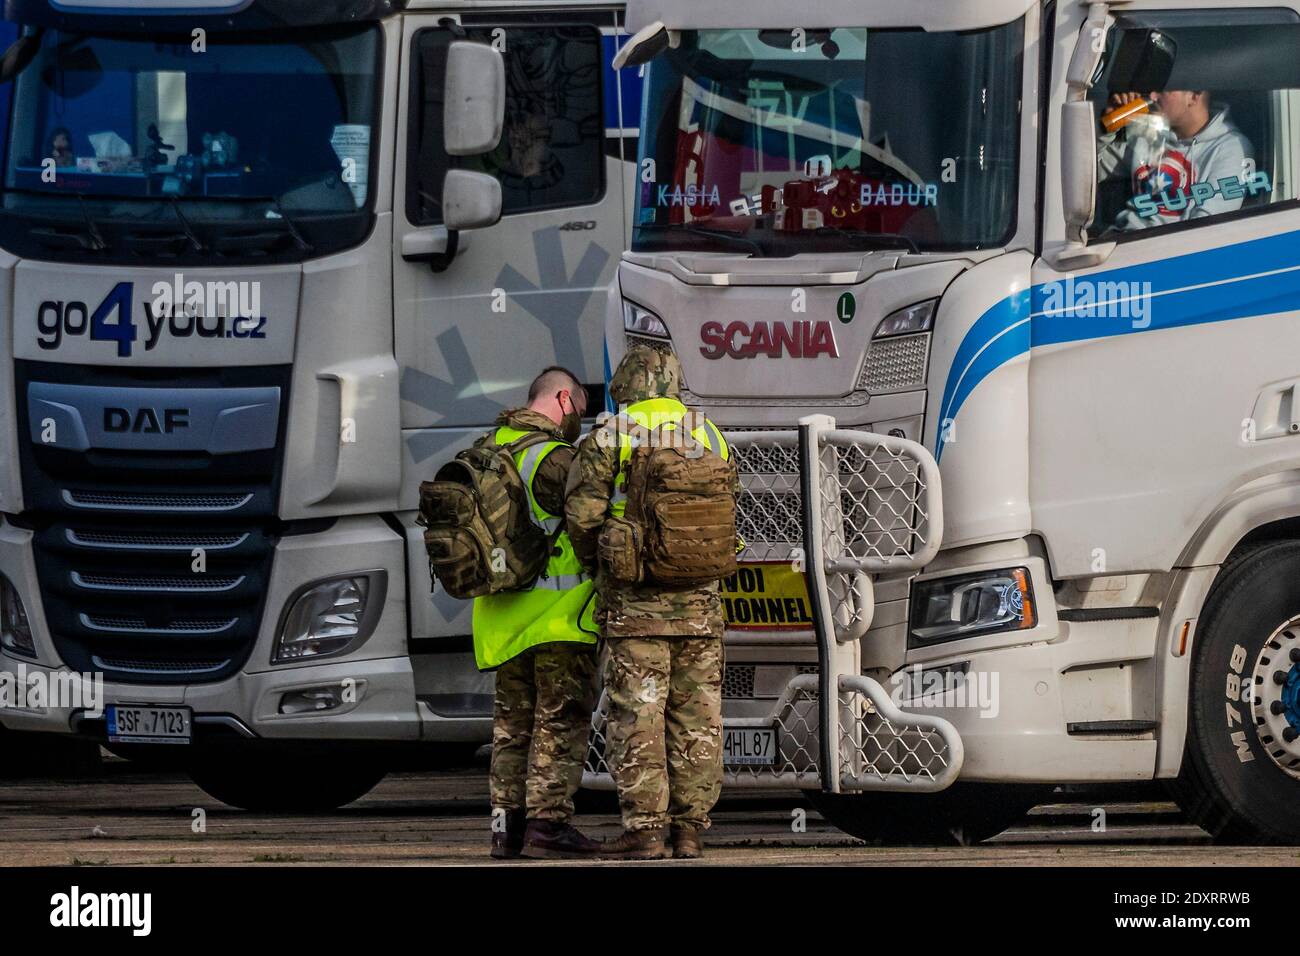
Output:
[583, 415, 963, 794]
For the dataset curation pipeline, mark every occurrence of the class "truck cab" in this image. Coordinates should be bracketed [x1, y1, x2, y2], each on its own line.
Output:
[0, 0, 635, 807]
[607, 0, 1300, 842]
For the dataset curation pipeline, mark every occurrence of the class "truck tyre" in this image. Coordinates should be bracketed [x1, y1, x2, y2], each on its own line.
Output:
[0, 729, 102, 778]
[187, 753, 386, 812]
[1173, 540, 1300, 843]
[809, 783, 1047, 845]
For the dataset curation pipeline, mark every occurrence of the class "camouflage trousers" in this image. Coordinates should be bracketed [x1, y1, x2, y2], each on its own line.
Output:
[604, 636, 723, 832]
[490, 645, 597, 821]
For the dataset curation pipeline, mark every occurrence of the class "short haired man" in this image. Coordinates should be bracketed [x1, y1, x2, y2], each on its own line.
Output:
[474, 365, 600, 859]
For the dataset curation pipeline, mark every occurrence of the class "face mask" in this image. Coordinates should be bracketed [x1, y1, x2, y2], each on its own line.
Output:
[558, 393, 582, 443]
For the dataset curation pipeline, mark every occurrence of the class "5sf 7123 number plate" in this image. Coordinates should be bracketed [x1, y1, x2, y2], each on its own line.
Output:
[107, 704, 192, 744]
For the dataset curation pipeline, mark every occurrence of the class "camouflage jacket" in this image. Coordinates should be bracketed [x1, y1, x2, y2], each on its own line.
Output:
[491, 408, 574, 517]
[564, 346, 727, 639]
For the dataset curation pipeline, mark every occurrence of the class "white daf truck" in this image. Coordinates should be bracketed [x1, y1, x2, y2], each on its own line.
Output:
[0, 0, 638, 809]
[600, 0, 1300, 843]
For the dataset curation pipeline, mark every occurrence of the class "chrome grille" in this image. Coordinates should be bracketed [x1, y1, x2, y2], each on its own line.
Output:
[68, 529, 248, 551]
[64, 490, 253, 512]
[92, 656, 230, 675]
[18, 362, 289, 685]
[81, 614, 238, 634]
[72, 572, 244, 593]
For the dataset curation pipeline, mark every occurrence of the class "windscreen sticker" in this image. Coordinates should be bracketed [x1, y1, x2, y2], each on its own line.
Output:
[330, 124, 371, 209]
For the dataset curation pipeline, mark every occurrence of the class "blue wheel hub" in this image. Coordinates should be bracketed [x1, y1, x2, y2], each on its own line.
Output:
[1253, 623, 1300, 778]
[1282, 664, 1300, 732]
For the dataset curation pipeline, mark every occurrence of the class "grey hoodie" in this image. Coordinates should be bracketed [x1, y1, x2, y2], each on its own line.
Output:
[1098, 106, 1255, 231]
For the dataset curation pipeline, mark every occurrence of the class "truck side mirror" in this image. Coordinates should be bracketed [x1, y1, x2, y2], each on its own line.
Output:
[1107, 28, 1176, 93]
[443, 40, 504, 156]
[1052, 100, 1115, 269]
[442, 169, 501, 231]
[613, 20, 678, 70]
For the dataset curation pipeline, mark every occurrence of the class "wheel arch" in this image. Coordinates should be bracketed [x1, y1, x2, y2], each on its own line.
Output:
[1159, 481, 1300, 780]
[1155, 472, 1300, 778]
[1179, 469, 1300, 568]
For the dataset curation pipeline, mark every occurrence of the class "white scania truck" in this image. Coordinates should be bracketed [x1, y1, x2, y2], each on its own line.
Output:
[0, 0, 639, 808]
[600, 0, 1300, 843]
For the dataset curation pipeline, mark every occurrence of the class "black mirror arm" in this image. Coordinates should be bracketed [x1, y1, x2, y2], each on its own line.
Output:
[0, 28, 43, 85]
[426, 228, 460, 273]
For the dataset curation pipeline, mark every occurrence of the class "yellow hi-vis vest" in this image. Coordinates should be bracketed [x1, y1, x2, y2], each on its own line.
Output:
[611, 397, 730, 516]
[471, 425, 596, 670]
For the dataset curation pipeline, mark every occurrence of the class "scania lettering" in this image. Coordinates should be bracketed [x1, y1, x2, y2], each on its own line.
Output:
[699, 319, 839, 359]
[605, 0, 1300, 843]
[0, 0, 637, 809]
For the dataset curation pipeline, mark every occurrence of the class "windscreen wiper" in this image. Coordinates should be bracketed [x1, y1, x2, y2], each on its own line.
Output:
[640, 222, 761, 255]
[74, 194, 107, 251]
[229, 195, 315, 254]
[810, 228, 919, 254]
[269, 196, 314, 254]
[167, 196, 206, 253]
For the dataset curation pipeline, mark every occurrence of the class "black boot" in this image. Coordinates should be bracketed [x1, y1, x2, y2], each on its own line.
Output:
[520, 819, 602, 859]
[490, 808, 527, 859]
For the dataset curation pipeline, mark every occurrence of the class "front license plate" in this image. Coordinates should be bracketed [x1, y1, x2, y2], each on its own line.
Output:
[723, 563, 814, 631]
[107, 704, 192, 744]
[724, 726, 776, 766]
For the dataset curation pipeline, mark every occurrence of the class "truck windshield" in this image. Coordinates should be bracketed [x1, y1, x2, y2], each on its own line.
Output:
[1, 25, 379, 261]
[633, 22, 1023, 257]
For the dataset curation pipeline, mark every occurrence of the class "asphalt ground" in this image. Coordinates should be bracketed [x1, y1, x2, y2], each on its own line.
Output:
[3, 756, 1299, 866]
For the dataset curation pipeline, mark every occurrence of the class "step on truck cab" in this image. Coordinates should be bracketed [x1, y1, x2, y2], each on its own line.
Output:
[602, 0, 1300, 842]
[0, 0, 637, 808]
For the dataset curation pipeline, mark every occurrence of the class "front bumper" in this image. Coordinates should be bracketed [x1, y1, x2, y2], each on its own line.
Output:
[0, 514, 424, 742]
[1, 652, 419, 741]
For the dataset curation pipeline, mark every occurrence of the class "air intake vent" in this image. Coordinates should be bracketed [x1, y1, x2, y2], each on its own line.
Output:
[858, 332, 929, 393]
[722, 664, 756, 699]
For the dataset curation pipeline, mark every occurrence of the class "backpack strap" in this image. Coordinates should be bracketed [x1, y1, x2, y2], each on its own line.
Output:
[502, 429, 558, 455]
[502, 429, 568, 539]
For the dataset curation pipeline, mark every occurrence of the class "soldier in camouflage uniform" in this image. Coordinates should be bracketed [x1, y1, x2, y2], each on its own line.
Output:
[565, 346, 734, 860]
[475, 367, 601, 860]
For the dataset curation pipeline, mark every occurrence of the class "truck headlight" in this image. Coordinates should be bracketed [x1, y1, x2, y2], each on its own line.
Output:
[909, 567, 1036, 646]
[874, 299, 937, 339]
[273, 571, 386, 664]
[623, 300, 668, 338]
[0, 575, 35, 658]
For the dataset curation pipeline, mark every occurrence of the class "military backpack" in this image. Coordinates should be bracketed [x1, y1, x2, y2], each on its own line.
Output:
[417, 431, 555, 599]
[599, 412, 738, 588]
